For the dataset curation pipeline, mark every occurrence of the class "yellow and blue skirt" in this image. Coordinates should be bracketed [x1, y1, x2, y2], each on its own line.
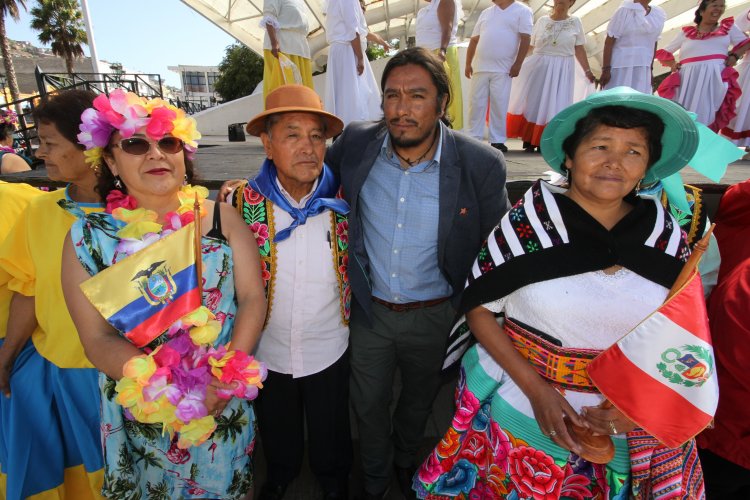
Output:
[263, 51, 314, 104]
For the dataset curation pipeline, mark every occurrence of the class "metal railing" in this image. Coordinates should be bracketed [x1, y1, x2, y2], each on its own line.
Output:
[35, 67, 164, 99]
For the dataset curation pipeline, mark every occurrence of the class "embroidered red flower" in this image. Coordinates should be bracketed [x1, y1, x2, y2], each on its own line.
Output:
[105, 189, 137, 213]
[417, 451, 444, 484]
[452, 387, 481, 432]
[250, 222, 269, 246]
[459, 429, 490, 463]
[339, 255, 348, 281]
[516, 224, 533, 239]
[559, 464, 593, 500]
[508, 446, 565, 500]
[336, 220, 349, 244]
[244, 189, 264, 206]
[260, 262, 271, 286]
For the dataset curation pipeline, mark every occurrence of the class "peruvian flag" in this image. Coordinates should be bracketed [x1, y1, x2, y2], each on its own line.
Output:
[587, 271, 718, 448]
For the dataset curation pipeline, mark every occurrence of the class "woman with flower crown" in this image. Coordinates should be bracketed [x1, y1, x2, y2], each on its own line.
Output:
[0, 90, 105, 499]
[60, 89, 267, 499]
[0, 108, 31, 174]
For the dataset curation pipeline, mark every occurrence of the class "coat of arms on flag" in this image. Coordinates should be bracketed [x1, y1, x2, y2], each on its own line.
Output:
[79, 223, 201, 348]
[131, 260, 177, 306]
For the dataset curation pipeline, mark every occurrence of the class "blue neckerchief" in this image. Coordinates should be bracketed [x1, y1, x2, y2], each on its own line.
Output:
[249, 159, 350, 242]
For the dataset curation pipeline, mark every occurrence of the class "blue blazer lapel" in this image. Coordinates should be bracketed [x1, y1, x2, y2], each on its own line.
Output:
[350, 125, 388, 208]
[437, 123, 460, 268]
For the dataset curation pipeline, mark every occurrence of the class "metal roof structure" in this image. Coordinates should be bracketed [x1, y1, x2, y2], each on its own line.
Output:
[182, 0, 750, 71]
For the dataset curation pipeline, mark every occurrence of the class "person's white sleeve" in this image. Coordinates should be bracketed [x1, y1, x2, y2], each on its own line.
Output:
[607, 7, 626, 38]
[729, 23, 749, 46]
[472, 9, 488, 37]
[260, 0, 282, 30]
[574, 16, 586, 46]
[519, 8, 534, 35]
[660, 30, 685, 56]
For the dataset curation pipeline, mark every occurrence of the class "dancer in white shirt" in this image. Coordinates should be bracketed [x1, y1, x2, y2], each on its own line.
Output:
[600, 0, 666, 94]
[464, 0, 532, 152]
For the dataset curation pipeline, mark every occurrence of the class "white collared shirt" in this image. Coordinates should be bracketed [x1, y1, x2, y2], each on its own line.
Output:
[254, 179, 349, 377]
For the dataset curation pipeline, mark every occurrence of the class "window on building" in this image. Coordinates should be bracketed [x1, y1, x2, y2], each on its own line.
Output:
[207, 72, 219, 93]
[183, 71, 207, 93]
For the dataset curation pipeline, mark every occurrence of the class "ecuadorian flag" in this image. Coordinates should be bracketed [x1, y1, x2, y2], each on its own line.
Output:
[80, 223, 201, 347]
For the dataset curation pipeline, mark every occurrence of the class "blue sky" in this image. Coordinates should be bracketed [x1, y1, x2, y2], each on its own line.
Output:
[5, 0, 238, 87]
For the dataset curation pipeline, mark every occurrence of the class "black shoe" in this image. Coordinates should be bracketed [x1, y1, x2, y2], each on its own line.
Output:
[258, 482, 287, 500]
[491, 142, 508, 153]
[394, 465, 417, 499]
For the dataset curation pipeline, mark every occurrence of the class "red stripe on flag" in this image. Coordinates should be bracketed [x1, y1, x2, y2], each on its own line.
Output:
[659, 273, 712, 344]
[588, 343, 713, 449]
[125, 288, 201, 347]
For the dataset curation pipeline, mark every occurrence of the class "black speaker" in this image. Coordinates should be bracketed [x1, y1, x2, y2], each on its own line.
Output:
[228, 123, 246, 142]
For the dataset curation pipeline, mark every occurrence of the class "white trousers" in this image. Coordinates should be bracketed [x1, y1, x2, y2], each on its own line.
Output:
[467, 71, 512, 143]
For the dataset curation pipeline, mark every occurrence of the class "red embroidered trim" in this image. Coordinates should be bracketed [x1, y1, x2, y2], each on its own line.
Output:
[682, 17, 734, 40]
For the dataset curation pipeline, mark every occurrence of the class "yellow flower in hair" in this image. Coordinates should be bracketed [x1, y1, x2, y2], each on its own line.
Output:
[171, 115, 201, 148]
[83, 147, 103, 167]
[189, 320, 221, 345]
[177, 415, 217, 449]
[144, 98, 171, 114]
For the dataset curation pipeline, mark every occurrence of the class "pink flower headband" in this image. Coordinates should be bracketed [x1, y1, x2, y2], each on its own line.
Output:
[77, 89, 201, 168]
[0, 109, 18, 127]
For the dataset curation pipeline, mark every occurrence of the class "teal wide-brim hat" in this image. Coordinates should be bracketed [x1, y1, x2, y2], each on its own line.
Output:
[540, 87, 699, 185]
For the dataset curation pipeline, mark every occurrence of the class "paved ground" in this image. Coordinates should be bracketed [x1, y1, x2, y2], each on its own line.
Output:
[193, 134, 750, 187]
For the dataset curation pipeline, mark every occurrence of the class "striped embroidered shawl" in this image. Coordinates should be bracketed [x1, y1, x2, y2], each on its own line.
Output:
[444, 180, 690, 369]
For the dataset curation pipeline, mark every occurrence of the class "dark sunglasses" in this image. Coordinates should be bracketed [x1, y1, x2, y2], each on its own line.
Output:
[115, 136, 184, 155]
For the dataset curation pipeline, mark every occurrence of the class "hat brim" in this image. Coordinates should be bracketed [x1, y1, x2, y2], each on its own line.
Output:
[540, 87, 699, 185]
[246, 107, 344, 138]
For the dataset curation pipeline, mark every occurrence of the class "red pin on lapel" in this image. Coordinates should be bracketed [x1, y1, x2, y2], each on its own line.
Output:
[459, 208, 468, 216]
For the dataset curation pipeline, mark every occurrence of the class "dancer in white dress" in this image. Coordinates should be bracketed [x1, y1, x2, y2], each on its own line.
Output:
[324, 0, 384, 125]
[600, 0, 666, 94]
[723, 8, 750, 148]
[655, 0, 750, 131]
[506, 0, 594, 152]
[415, 0, 464, 129]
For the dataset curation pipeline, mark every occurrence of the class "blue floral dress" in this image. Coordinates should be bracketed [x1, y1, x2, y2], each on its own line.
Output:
[69, 208, 256, 499]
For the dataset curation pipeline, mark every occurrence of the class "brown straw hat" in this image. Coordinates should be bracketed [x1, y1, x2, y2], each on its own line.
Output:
[245, 84, 344, 138]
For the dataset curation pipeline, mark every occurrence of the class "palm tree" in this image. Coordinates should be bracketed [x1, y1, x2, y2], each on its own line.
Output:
[0, 0, 27, 103]
[30, 0, 87, 76]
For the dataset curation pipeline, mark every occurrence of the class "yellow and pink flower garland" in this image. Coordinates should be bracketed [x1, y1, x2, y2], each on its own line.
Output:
[109, 185, 267, 448]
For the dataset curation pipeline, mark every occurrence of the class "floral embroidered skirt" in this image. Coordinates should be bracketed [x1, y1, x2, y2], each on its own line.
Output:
[413, 346, 631, 499]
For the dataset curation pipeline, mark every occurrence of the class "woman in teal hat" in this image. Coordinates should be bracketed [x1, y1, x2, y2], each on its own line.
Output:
[412, 87, 740, 499]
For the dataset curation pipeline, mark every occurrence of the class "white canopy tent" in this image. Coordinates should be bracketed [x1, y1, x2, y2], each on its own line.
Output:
[181, 0, 750, 73]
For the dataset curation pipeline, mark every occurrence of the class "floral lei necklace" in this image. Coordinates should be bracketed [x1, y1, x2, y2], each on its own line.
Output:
[106, 184, 267, 449]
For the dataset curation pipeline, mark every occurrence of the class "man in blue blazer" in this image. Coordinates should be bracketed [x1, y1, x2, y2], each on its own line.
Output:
[325, 47, 510, 499]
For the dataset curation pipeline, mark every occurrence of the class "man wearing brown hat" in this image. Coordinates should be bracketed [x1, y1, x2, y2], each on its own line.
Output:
[232, 84, 352, 499]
